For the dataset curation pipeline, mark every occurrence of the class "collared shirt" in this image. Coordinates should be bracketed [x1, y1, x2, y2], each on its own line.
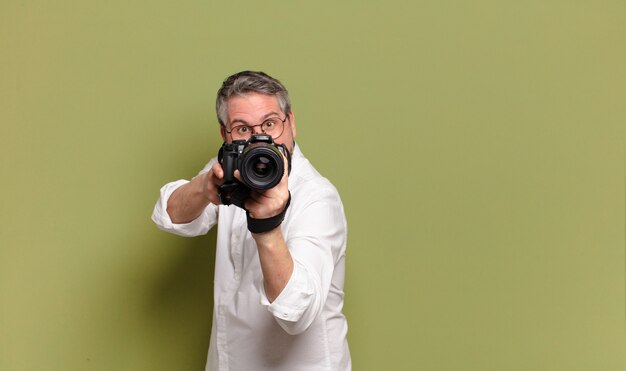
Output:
[152, 145, 351, 371]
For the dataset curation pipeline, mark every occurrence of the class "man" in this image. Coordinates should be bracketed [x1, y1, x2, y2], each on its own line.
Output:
[152, 71, 351, 371]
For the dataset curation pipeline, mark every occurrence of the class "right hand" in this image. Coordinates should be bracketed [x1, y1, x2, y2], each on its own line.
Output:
[198, 162, 225, 205]
[167, 162, 226, 224]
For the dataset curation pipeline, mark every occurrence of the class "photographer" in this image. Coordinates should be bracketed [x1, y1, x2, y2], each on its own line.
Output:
[152, 71, 350, 371]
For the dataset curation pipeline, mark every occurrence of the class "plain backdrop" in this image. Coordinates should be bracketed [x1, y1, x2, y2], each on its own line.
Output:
[1, 1, 625, 370]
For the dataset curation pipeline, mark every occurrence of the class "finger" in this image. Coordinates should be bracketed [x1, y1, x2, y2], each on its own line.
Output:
[211, 163, 224, 180]
[281, 152, 289, 179]
[233, 169, 241, 182]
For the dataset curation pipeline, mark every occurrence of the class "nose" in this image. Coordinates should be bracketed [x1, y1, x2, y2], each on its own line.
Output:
[251, 124, 265, 134]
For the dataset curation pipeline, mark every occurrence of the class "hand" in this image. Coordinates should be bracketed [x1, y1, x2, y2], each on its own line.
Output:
[236, 153, 290, 219]
[166, 162, 225, 224]
[198, 162, 226, 205]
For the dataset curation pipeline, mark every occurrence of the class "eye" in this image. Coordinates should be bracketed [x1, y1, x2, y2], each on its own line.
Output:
[263, 120, 275, 128]
[236, 126, 250, 134]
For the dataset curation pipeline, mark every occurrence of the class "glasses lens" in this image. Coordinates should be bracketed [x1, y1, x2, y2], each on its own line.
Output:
[230, 125, 250, 140]
[228, 116, 286, 140]
[262, 117, 285, 139]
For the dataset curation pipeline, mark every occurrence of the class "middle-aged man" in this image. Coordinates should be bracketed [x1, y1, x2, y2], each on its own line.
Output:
[151, 71, 351, 370]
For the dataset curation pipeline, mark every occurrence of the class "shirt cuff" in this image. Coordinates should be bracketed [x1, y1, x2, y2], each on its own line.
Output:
[151, 179, 213, 236]
[259, 258, 314, 322]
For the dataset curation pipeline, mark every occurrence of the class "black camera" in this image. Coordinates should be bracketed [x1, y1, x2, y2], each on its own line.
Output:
[217, 134, 290, 209]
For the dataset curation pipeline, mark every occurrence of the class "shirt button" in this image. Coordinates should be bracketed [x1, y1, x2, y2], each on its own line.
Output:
[282, 313, 288, 318]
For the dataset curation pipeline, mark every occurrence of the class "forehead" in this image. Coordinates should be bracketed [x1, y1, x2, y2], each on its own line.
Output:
[226, 93, 281, 123]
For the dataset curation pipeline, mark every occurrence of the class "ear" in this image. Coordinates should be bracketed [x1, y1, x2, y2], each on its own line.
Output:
[220, 125, 227, 142]
[288, 111, 296, 139]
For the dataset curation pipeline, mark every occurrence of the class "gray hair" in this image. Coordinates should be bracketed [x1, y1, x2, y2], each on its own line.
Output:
[215, 71, 292, 126]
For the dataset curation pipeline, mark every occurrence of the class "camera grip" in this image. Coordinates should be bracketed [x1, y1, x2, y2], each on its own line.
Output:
[218, 183, 249, 208]
[220, 149, 238, 184]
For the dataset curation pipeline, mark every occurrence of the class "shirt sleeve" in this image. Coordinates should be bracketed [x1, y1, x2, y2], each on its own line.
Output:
[259, 257, 313, 319]
[151, 179, 219, 237]
[258, 184, 347, 335]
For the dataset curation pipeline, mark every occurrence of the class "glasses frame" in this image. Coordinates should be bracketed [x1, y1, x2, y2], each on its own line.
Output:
[223, 115, 289, 141]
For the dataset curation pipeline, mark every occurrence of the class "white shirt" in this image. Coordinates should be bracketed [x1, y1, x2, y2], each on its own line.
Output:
[152, 145, 351, 371]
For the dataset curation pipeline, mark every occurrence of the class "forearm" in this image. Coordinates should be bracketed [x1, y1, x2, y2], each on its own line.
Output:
[253, 228, 294, 302]
[166, 174, 212, 224]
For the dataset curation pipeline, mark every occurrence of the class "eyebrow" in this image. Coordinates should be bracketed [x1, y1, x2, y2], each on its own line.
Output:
[230, 111, 282, 126]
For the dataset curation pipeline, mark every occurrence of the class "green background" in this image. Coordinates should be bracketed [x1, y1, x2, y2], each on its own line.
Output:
[1, 1, 625, 370]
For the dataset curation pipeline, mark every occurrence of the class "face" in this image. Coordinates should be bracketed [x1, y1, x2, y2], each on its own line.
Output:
[221, 93, 297, 154]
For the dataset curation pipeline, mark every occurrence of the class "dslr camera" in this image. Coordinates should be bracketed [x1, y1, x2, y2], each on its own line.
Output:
[217, 134, 290, 209]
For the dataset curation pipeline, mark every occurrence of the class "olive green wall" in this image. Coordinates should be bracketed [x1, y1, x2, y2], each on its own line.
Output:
[1, 1, 625, 370]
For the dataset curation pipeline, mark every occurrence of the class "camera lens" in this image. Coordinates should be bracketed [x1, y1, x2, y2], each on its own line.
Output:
[239, 144, 284, 190]
[252, 156, 272, 177]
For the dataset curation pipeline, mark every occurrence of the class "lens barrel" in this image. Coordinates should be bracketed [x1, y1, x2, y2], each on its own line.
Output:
[239, 142, 284, 190]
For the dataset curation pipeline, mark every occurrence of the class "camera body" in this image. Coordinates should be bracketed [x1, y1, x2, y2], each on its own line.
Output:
[218, 134, 290, 209]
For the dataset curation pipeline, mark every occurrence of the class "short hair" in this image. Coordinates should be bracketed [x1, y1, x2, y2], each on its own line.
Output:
[215, 71, 292, 126]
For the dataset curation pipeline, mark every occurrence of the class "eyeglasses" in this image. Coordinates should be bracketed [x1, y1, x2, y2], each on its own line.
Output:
[224, 115, 288, 141]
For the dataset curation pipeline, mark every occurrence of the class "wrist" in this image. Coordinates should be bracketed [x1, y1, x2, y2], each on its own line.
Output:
[193, 173, 214, 202]
[246, 192, 291, 234]
[251, 225, 282, 242]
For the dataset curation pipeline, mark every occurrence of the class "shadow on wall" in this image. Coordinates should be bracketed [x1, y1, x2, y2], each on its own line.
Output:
[124, 114, 221, 367]
[145, 230, 217, 367]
